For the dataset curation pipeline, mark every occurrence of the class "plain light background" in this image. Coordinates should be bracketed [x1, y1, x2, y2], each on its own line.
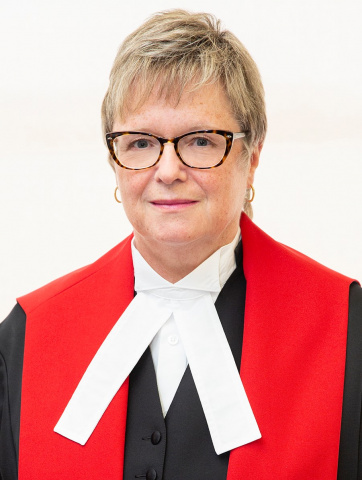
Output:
[1, 0, 361, 320]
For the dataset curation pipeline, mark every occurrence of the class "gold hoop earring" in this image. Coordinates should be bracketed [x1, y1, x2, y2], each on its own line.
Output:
[247, 185, 255, 203]
[114, 186, 122, 204]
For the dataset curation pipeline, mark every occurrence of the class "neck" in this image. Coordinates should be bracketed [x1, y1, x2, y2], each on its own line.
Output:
[133, 230, 239, 283]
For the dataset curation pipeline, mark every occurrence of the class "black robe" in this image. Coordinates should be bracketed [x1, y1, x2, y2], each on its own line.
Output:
[0, 257, 361, 479]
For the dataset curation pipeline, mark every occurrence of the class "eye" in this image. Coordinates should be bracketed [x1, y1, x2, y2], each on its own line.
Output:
[194, 137, 210, 147]
[123, 135, 159, 151]
[132, 138, 151, 149]
[184, 134, 218, 149]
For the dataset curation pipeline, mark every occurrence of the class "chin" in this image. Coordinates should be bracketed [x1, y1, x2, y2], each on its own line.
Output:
[153, 232, 198, 246]
[143, 225, 203, 247]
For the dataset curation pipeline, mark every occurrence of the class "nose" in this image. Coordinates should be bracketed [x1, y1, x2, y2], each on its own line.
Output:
[154, 141, 188, 184]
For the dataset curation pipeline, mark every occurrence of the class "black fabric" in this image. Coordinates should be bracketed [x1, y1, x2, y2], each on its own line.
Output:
[0, 304, 25, 480]
[124, 245, 245, 480]
[123, 347, 167, 480]
[337, 282, 362, 479]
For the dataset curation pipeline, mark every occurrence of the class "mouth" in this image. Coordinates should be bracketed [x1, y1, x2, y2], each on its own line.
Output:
[150, 199, 198, 210]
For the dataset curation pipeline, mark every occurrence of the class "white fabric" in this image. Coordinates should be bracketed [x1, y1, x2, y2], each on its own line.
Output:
[150, 316, 187, 415]
[54, 231, 261, 454]
[146, 231, 239, 415]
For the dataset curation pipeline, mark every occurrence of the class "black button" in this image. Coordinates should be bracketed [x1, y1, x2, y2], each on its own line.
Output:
[151, 430, 162, 445]
[146, 468, 157, 480]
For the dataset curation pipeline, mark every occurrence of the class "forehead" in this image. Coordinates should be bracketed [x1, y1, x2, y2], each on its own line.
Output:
[115, 82, 237, 131]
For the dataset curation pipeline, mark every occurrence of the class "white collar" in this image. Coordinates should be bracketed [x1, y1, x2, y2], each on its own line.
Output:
[54, 230, 261, 454]
[135, 231, 241, 416]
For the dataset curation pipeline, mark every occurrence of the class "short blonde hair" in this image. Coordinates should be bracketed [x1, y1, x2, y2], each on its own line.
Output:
[101, 9, 267, 217]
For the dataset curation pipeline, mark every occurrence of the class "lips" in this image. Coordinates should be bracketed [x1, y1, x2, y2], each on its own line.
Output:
[152, 199, 196, 205]
[150, 199, 198, 210]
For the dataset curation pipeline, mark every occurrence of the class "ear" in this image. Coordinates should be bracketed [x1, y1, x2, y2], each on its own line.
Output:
[247, 143, 262, 187]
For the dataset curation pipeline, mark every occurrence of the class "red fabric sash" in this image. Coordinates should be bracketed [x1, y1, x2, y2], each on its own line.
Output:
[17, 215, 352, 479]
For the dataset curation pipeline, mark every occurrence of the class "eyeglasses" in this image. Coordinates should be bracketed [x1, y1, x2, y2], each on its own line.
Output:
[105, 130, 246, 170]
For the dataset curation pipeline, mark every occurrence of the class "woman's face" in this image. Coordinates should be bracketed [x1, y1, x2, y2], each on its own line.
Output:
[113, 82, 260, 260]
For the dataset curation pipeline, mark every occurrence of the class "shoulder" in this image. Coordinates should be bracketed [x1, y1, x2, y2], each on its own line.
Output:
[17, 235, 134, 315]
[349, 281, 362, 310]
[0, 303, 26, 358]
[241, 214, 356, 288]
[0, 304, 26, 399]
[347, 282, 362, 352]
[346, 282, 362, 358]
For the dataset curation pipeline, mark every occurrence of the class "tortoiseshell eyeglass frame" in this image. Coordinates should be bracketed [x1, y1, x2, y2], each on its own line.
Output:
[105, 129, 247, 170]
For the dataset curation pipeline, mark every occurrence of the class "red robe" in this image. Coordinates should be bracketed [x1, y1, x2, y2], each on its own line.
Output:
[17, 215, 353, 479]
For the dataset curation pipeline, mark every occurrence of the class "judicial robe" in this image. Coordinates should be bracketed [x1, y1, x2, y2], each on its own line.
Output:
[0, 214, 361, 479]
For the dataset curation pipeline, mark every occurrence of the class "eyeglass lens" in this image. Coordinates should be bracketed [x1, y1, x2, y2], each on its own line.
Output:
[112, 132, 227, 169]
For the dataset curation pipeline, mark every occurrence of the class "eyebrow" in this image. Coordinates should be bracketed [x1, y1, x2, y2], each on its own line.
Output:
[127, 126, 217, 136]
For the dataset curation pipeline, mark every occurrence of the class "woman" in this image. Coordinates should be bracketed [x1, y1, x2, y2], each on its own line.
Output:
[0, 10, 361, 480]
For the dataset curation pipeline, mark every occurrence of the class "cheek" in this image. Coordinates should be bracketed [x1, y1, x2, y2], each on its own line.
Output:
[116, 169, 149, 205]
[199, 173, 244, 222]
[215, 165, 247, 203]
